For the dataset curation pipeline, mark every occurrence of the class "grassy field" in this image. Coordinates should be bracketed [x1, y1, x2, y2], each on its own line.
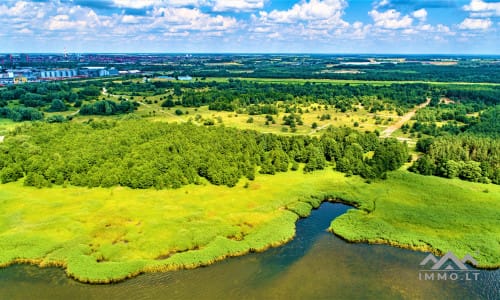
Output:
[0, 119, 16, 136]
[73, 100, 398, 137]
[330, 172, 500, 268]
[0, 168, 498, 283]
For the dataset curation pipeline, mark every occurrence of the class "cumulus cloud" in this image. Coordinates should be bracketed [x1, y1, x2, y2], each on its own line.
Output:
[112, 0, 163, 9]
[151, 7, 238, 32]
[374, 0, 390, 9]
[259, 0, 347, 23]
[251, 0, 350, 42]
[412, 8, 427, 21]
[112, 0, 208, 9]
[463, 0, 500, 17]
[458, 17, 493, 30]
[47, 5, 105, 31]
[212, 0, 265, 12]
[0, 1, 38, 18]
[369, 9, 413, 29]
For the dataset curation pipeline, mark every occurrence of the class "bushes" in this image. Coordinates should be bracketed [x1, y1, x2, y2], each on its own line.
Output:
[0, 165, 24, 184]
[0, 107, 44, 122]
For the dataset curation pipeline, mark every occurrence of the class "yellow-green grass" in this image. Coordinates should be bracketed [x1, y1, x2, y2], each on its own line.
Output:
[0, 169, 357, 283]
[0, 168, 498, 283]
[0, 119, 16, 136]
[330, 171, 500, 269]
[135, 104, 397, 136]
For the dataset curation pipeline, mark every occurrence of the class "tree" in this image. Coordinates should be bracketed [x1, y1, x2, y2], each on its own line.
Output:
[410, 155, 435, 176]
[47, 99, 67, 112]
[0, 165, 24, 184]
[304, 144, 326, 173]
[458, 161, 482, 182]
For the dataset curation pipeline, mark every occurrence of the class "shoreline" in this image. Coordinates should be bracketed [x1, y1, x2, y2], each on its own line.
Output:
[1, 196, 498, 284]
[329, 231, 500, 270]
[0, 171, 498, 284]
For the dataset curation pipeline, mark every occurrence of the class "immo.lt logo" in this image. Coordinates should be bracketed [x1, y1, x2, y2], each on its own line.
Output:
[419, 252, 480, 281]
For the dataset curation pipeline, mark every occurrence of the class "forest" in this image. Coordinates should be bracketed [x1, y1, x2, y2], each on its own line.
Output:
[0, 120, 408, 188]
[1, 79, 498, 130]
[410, 134, 499, 184]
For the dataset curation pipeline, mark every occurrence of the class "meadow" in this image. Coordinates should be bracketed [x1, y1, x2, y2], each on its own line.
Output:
[0, 168, 498, 283]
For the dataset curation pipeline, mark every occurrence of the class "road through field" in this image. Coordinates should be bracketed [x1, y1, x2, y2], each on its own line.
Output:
[381, 98, 431, 138]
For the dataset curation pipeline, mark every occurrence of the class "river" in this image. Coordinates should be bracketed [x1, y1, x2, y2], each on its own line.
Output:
[0, 203, 498, 299]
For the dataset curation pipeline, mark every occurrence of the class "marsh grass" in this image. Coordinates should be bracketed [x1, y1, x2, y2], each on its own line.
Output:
[330, 171, 500, 268]
[0, 169, 498, 282]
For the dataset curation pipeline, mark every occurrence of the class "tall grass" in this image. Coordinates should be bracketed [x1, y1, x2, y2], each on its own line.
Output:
[0, 168, 498, 282]
[330, 171, 500, 268]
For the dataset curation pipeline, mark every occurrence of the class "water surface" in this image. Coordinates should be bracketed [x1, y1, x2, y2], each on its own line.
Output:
[0, 203, 498, 299]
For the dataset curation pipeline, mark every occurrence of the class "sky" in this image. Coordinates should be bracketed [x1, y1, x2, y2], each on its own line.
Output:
[0, 0, 499, 54]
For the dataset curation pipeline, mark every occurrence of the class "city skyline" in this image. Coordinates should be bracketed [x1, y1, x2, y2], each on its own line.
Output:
[1, 0, 499, 54]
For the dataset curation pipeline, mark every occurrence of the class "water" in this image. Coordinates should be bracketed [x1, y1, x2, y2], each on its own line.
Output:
[0, 203, 498, 299]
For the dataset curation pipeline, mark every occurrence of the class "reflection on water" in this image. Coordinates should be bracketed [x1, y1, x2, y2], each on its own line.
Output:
[0, 203, 498, 300]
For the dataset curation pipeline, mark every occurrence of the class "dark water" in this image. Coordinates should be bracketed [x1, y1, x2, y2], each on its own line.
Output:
[0, 203, 498, 300]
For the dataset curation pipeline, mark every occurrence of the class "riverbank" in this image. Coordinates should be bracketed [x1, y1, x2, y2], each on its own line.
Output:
[0, 170, 498, 283]
[329, 171, 500, 269]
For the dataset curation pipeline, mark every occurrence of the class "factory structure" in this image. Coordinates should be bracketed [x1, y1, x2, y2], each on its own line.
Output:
[0, 66, 121, 85]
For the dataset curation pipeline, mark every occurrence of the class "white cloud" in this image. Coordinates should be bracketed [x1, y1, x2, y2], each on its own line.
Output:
[47, 6, 102, 31]
[251, 0, 349, 42]
[152, 7, 238, 32]
[0, 1, 40, 19]
[121, 15, 140, 24]
[463, 0, 500, 17]
[412, 8, 427, 22]
[374, 0, 390, 9]
[212, 0, 265, 12]
[260, 0, 347, 23]
[112, 0, 208, 9]
[113, 0, 162, 9]
[458, 17, 493, 30]
[369, 9, 413, 29]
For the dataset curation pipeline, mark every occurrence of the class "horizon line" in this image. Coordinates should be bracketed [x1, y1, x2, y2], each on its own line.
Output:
[1, 52, 499, 56]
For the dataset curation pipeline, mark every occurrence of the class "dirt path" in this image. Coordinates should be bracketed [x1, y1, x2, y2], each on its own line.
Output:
[381, 98, 430, 138]
[308, 123, 332, 135]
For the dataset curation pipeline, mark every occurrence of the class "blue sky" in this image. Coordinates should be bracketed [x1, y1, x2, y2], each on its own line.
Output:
[0, 0, 498, 54]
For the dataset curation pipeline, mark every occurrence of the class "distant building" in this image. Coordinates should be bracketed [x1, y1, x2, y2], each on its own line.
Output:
[178, 75, 192, 81]
[108, 68, 119, 76]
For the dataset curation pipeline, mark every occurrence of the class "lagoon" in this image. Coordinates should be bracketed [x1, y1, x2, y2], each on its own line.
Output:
[0, 203, 497, 299]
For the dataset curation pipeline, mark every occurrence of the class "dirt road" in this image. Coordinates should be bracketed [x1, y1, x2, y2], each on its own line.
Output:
[381, 98, 430, 138]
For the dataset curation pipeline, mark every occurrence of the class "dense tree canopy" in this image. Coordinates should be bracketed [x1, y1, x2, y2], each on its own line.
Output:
[410, 135, 499, 184]
[0, 120, 408, 188]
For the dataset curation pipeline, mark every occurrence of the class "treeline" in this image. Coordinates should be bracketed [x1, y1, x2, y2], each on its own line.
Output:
[156, 80, 430, 112]
[0, 81, 103, 108]
[410, 135, 499, 184]
[0, 120, 408, 188]
[143, 60, 500, 83]
[0, 107, 44, 122]
[411, 105, 499, 138]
